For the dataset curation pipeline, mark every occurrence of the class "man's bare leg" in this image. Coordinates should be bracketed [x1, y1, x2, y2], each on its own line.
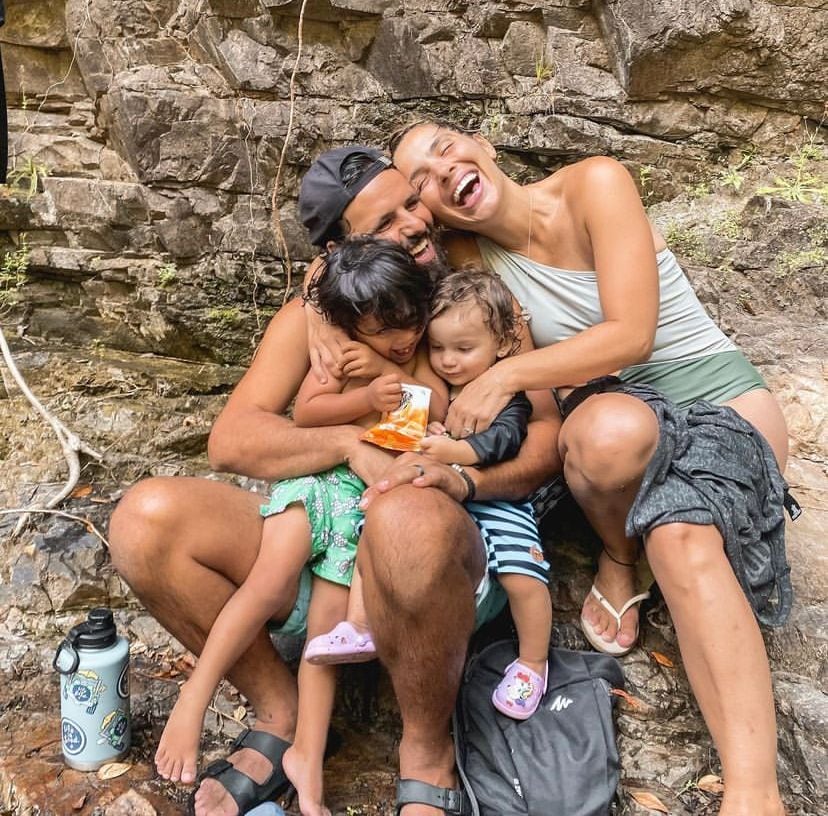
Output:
[359, 486, 484, 816]
[646, 523, 784, 816]
[109, 477, 299, 816]
[559, 394, 659, 648]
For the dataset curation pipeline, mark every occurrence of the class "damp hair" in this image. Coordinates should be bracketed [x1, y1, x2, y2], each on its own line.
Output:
[387, 116, 476, 157]
[307, 235, 434, 337]
[429, 267, 521, 356]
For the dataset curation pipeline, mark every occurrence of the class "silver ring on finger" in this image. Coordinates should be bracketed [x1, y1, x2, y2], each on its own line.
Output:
[462, 426, 473, 437]
[411, 463, 425, 478]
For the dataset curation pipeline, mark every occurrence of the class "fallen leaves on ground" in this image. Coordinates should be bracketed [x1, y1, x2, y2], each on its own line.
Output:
[233, 705, 247, 722]
[650, 651, 675, 668]
[70, 484, 93, 498]
[97, 761, 132, 780]
[697, 774, 724, 794]
[630, 790, 669, 813]
[610, 687, 645, 709]
[71, 794, 87, 811]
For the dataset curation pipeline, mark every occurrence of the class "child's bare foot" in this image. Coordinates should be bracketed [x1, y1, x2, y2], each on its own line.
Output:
[155, 683, 205, 784]
[282, 744, 331, 816]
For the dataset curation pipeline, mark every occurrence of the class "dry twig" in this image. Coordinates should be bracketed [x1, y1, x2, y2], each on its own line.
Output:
[0, 327, 103, 536]
[271, 0, 310, 304]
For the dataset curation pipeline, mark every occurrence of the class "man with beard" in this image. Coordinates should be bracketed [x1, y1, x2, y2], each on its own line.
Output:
[109, 146, 561, 816]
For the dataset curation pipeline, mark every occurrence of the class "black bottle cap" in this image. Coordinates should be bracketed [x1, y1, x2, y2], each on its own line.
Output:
[71, 607, 118, 650]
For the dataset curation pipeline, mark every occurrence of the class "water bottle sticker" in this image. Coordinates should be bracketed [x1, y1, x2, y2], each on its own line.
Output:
[98, 708, 129, 751]
[61, 718, 87, 756]
[64, 670, 107, 715]
[117, 662, 129, 699]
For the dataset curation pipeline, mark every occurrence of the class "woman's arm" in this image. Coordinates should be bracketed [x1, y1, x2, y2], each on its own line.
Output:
[444, 158, 659, 435]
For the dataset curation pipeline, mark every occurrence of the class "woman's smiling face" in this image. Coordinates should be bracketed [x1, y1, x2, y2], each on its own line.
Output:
[392, 124, 504, 229]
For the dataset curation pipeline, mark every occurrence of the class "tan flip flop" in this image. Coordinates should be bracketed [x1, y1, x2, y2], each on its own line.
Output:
[580, 584, 651, 656]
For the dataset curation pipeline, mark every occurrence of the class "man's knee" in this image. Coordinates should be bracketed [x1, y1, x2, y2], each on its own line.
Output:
[361, 486, 482, 598]
[108, 477, 181, 577]
[561, 395, 658, 490]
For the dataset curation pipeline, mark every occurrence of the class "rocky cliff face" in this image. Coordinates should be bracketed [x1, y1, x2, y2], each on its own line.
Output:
[0, 1, 825, 815]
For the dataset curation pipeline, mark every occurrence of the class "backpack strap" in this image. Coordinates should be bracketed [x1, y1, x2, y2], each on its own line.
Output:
[396, 779, 471, 815]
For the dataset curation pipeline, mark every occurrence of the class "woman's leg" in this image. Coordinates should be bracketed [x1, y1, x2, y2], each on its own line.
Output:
[724, 388, 788, 470]
[646, 523, 784, 816]
[155, 508, 311, 785]
[283, 578, 350, 816]
[559, 393, 659, 648]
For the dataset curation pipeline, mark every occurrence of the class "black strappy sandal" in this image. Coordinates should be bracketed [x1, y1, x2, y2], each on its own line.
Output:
[189, 729, 292, 816]
[395, 778, 472, 815]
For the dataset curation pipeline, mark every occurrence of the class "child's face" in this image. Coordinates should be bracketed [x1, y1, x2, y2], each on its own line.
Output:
[353, 315, 425, 365]
[428, 302, 509, 387]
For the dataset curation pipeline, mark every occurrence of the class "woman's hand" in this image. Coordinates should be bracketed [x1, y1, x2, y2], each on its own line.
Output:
[307, 309, 348, 384]
[367, 373, 403, 413]
[341, 341, 392, 380]
[359, 452, 473, 509]
[444, 364, 515, 437]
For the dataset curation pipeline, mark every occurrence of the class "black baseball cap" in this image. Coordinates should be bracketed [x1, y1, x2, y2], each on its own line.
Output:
[299, 146, 393, 247]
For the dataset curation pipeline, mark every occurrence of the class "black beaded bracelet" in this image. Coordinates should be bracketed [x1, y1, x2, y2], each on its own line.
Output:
[450, 463, 477, 502]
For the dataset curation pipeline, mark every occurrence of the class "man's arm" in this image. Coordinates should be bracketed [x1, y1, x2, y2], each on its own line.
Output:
[208, 298, 362, 481]
[466, 388, 561, 500]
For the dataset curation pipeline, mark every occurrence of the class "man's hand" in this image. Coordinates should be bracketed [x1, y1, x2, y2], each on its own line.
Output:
[345, 438, 397, 486]
[359, 453, 473, 509]
[308, 313, 348, 384]
[341, 341, 392, 380]
[367, 373, 403, 413]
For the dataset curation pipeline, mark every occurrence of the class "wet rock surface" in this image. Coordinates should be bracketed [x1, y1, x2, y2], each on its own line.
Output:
[0, 0, 826, 814]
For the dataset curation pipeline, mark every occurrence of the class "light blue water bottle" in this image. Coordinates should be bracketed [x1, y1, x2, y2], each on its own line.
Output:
[53, 608, 131, 770]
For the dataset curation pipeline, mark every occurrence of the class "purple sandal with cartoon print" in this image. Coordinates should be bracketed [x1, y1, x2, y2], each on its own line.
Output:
[304, 621, 377, 665]
[491, 659, 548, 720]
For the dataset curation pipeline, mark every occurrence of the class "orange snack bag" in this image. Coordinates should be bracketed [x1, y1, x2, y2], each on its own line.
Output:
[361, 383, 431, 452]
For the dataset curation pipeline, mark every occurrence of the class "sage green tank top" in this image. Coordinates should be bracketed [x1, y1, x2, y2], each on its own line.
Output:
[476, 238, 765, 408]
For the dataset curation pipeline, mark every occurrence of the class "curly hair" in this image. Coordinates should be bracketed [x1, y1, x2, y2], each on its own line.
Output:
[430, 267, 521, 356]
[307, 235, 434, 337]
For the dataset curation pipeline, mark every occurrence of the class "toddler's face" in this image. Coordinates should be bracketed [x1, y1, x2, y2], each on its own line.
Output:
[354, 315, 425, 365]
[428, 302, 508, 387]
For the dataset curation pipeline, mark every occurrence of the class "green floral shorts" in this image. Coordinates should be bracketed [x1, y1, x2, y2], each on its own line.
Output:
[260, 464, 364, 587]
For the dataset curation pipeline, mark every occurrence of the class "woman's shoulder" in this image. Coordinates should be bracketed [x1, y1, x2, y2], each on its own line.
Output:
[552, 156, 632, 190]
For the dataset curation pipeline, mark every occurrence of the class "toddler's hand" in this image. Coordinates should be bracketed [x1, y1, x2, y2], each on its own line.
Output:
[367, 373, 402, 413]
[420, 435, 479, 465]
[426, 421, 447, 437]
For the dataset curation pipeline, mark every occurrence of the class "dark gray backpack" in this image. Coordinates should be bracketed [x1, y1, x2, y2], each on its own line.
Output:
[453, 642, 625, 816]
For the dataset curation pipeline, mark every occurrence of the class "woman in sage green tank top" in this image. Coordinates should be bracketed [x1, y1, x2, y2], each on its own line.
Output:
[393, 120, 788, 816]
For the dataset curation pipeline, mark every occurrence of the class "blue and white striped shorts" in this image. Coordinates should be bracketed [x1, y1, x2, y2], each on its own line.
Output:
[466, 500, 549, 584]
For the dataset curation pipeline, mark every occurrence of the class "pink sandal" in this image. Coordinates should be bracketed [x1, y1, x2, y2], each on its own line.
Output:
[304, 621, 377, 665]
[492, 660, 548, 720]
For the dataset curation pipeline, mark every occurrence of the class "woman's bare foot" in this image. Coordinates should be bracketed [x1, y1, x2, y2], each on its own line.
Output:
[192, 721, 291, 816]
[282, 744, 331, 816]
[155, 683, 205, 784]
[581, 550, 640, 649]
